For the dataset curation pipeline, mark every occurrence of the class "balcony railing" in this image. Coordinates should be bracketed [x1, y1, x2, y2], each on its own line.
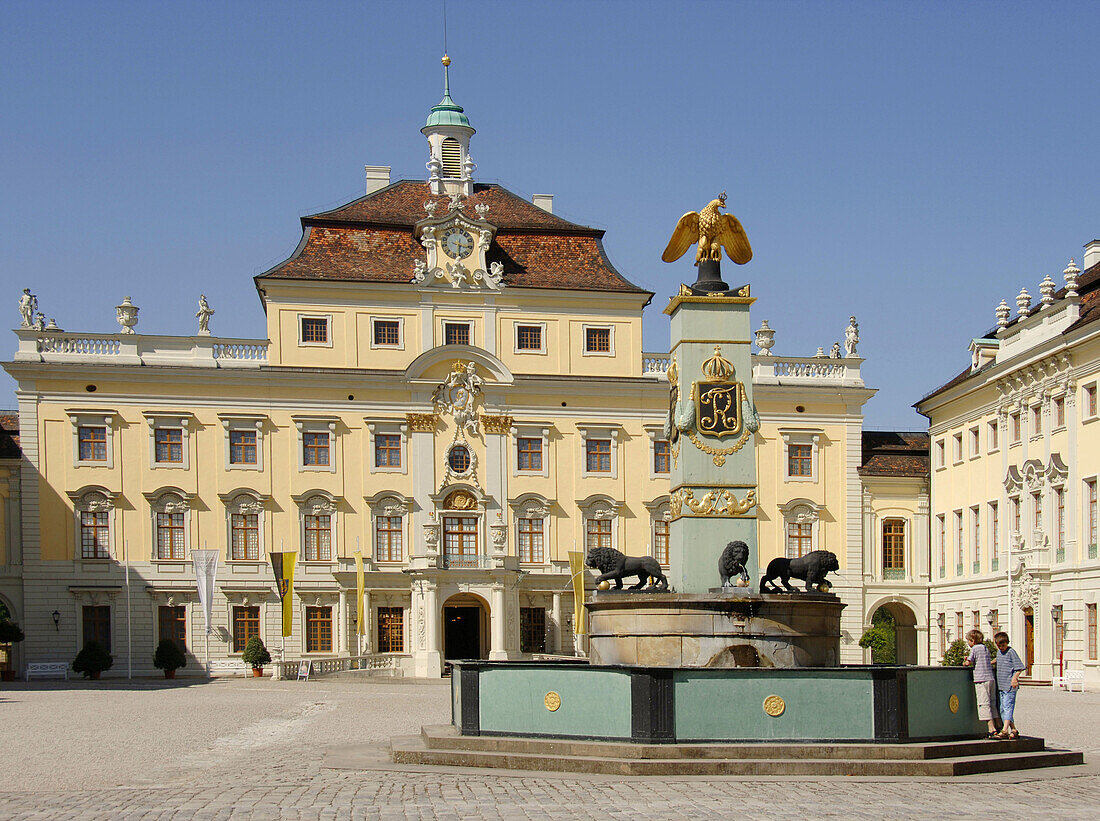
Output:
[642, 353, 670, 377]
[14, 329, 268, 368]
[753, 355, 863, 385]
[883, 568, 905, 581]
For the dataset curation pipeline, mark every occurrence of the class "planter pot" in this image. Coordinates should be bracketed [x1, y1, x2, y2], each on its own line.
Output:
[164, 669, 176, 679]
[1, 670, 15, 682]
[252, 667, 263, 677]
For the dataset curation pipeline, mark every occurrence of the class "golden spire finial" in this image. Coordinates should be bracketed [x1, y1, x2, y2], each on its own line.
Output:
[442, 53, 451, 66]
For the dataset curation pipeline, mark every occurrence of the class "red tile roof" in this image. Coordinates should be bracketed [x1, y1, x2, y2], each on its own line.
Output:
[0, 413, 20, 460]
[258, 181, 650, 295]
[859, 431, 929, 478]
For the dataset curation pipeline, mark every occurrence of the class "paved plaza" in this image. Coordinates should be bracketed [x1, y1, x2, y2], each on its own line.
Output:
[2, 677, 1099, 819]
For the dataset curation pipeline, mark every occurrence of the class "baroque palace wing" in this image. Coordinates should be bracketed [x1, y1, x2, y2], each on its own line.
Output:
[661, 211, 700, 262]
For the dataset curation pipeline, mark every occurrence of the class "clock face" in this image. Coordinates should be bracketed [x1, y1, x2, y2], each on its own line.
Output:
[442, 227, 474, 259]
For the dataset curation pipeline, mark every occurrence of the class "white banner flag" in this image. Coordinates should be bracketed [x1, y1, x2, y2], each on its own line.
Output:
[191, 549, 219, 635]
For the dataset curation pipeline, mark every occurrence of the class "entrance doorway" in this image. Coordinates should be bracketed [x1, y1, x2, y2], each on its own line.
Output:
[1023, 608, 1035, 675]
[443, 593, 489, 663]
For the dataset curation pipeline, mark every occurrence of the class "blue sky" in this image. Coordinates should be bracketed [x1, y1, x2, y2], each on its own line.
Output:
[2, 1, 1098, 428]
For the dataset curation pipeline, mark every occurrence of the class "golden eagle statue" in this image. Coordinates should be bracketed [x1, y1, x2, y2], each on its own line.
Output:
[662, 192, 752, 265]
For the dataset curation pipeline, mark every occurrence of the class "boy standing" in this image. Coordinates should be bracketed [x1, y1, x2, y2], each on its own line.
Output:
[962, 629, 998, 736]
[993, 631, 1026, 739]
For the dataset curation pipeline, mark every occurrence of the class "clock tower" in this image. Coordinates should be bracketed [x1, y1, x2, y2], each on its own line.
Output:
[423, 54, 476, 197]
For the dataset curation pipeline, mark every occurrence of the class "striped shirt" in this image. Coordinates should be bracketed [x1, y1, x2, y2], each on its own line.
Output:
[968, 643, 994, 683]
[995, 646, 1026, 691]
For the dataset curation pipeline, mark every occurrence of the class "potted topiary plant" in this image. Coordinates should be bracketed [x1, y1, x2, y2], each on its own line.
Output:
[0, 619, 25, 681]
[241, 635, 271, 677]
[153, 638, 187, 679]
[941, 638, 969, 666]
[72, 640, 113, 680]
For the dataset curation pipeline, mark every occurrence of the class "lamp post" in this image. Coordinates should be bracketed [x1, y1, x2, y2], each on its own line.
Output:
[51, 610, 60, 631]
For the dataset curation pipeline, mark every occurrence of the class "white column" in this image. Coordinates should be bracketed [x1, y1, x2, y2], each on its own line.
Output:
[337, 589, 348, 654]
[551, 592, 562, 653]
[425, 582, 440, 653]
[489, 584, 506, 659]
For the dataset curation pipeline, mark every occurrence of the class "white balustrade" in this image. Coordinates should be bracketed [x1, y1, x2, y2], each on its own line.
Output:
[642, 353, 670, 376]
[14, 329, 268, 367]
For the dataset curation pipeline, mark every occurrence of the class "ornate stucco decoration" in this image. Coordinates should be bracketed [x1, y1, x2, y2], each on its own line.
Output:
[1022, 459, 1044, 490]
[432, 361, 484, 436]
[1004, 465, 1023, 493]
[405, 412, 438, 433]
[422, 511, 440, 558]
[411, 202, 503, 290]
[1014, 570, 1040, 611]
[490, 513, 508, 557]
[442, 489, 479, 511]
[480, 414, 512, 435]
[670, 487, 757, 520]
[302, 495, 337, 516]
[1045, 453, 1069, 486]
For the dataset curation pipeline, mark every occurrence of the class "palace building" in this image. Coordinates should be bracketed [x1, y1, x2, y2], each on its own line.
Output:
[9, 63, 1093, 685]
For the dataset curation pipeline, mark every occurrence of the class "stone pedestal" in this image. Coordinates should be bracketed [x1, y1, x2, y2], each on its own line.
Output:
[586, 591, 843, 668]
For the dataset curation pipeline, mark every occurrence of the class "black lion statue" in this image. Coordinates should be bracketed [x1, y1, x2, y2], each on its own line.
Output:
[585, 546, 669, 591]
[760, 550, 839, 593]
[718, 540, 751, 588]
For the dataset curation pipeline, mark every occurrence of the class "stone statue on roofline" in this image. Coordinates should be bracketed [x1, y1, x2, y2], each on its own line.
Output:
[844, 316, 859, 357]
[19, 288, 37, 328]
[196, 294, 214, 336]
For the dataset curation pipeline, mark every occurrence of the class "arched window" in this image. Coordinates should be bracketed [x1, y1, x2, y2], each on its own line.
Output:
[441, 138, 462, 177]
[882, 518, 905, 576]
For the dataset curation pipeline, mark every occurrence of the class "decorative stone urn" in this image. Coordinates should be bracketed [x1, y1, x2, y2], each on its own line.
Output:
[116, 296, 139, 334]
[754, 320, 775, 356]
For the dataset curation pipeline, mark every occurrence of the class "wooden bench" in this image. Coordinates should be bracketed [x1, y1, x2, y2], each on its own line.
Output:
[25, 662, 69, 681]
[207, 659, 248, 676]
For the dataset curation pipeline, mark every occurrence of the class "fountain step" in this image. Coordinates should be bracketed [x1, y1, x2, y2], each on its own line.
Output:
[387, 726, 1083, 777]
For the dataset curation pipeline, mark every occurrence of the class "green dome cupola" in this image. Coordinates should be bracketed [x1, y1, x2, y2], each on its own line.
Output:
[422, 54, 476, 196]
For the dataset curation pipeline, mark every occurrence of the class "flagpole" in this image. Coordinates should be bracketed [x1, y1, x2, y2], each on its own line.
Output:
[279, 539, 285, 670]
[203, 541, 210, 677]
[125, 540, 132, 680]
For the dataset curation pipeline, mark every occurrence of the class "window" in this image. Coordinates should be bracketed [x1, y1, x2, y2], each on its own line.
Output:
[1056, 487, 1066, 559]
[990, 609, 999, 631]
[159, 605, 186, 650]
[78, 426, 107, 462]
[443, 516, 478, 567]
[154, 428, 183, 464]
[448, 444, 471, 473]
[882, 518, 905, 573]
[375, 515, 403, 562]
[232, 606, 259, 653]
[440, 137, 462, 177]
[1088, 603, 1097, 660]
[584, 326, 612, 354]
[1011, 412, 1021, 443]
[305, 606, 332, 653]
[939, 617, 947, 652]
[586, 518, 612, 551]
[969, 427, 979, 457]
[1031, 405, 1042, 437]
[789, 444, 812, 477]
[990, 501, 1000, 563]
[303, 514, 332, 562]
[1086, 383, 1098, 418]
[586, 439, 611, 473]
[952, 433, 962, 462]
[1054, 605, 1064, 660]
[954, 510, 963, 574]
[229, 430, 257, 465]
[653, 517, 670, 567]
[303, 432, 330, 467]
[1032, 490, 1043, 530]
[516, 324, 543, 352]
[1086, 479, 1098, 556]
[517, 517, 544, 564]
[987, 420, 998, 452]
[517, 437, 542, 471]
[300, 316, 328, 344]
[372, 319, 400, 347]
[1010, 496, 1021, 535]
[936, 439, 945, 467]
[787, 521, 813, 559]
[444, 322, 470, 346]
[377, 607, 404, 653]
[83, 605, 110, 651]
[375, 434, 401, 468]
[955, 611, 963, 641]
[972, 610, 981, 631]
[1055, 396, 1066, 428]
[520, 607, 546, 653]
[156, 512, 186, 560]
[937, 514, 946, 575]
[231, 514, 259, 561]
[971, 506, 981, 571]
[653, 440, 670, 474]
[81, 511, 110, 559]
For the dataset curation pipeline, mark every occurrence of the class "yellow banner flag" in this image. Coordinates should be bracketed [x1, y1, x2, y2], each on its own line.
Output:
[567, 550, 587, 640]
[354, 548, 365, 636]
[270, 551, 297, 638]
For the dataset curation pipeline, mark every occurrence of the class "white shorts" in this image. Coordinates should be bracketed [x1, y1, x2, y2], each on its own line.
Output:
[974, 679, 996, 720]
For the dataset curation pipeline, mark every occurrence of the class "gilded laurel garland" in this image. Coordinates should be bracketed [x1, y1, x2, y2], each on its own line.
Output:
[687, 426, 751, 467]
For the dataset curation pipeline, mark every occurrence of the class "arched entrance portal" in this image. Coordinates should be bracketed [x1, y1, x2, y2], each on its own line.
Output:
[866, 601, 920, 665]
[443, 593, 489, 663]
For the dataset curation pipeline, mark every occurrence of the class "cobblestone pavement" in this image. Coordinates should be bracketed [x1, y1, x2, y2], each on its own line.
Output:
[3, 678, 1099, 819]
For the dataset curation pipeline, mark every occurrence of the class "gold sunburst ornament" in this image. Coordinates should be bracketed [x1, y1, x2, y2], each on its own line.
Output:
[544, 691, 561, 711]
[763, 695, 785, 717]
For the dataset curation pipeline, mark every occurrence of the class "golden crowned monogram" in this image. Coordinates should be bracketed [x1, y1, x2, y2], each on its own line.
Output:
[694, 346, 744, 439]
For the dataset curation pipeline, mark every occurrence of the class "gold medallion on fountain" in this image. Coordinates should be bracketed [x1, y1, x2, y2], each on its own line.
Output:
[545, 691, 562, 712]
[948, 694, 960, 714]
[763, 695, 786, 717]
